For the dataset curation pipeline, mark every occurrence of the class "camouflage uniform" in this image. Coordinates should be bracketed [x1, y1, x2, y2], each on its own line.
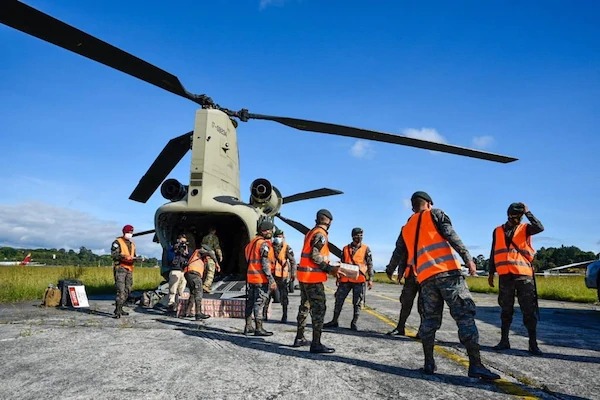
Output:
[384, 261, 421, 334]
[201, 232, 222, 292]
[264, 241, 296, 322]
[390, 205, 500, 379]
[244, 239, 276, 331]
[328, 242, 374, 329]
[111, 238, 137, 315]
[295, 229, 335, 348]
[489, 210, 544, 351]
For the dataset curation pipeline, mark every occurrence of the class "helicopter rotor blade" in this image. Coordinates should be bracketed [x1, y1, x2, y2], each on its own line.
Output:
[282, 188, 343, 205]
[0, 1, 209, 106]
[132, 229, 156, 238]
[130, 131, 192, 203]
[275, 214, 343, 259]
[248, 113, 517, 164]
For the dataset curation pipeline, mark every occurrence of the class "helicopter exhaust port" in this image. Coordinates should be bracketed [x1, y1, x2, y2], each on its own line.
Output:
[160, 178, 188, 202]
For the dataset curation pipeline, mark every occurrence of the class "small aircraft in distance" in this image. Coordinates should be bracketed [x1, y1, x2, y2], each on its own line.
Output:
[0, 253, 32, 266]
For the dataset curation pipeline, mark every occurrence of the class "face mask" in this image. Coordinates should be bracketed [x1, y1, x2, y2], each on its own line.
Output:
[124, 233, 133, 240]
[273, 237, 282, 245]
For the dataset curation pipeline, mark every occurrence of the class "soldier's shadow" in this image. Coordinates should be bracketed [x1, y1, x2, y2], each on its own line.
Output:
[155, 319, 518, 395]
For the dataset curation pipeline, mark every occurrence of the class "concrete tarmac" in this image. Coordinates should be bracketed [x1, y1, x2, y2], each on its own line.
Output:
[0, 279, 598, 400]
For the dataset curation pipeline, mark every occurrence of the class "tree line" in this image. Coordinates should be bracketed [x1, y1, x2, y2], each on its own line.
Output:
[0, 246, 159, 268]
[473, 245, 599, 272]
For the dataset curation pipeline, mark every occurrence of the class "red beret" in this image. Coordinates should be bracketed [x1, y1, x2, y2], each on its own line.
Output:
[122, 225, 134, 233]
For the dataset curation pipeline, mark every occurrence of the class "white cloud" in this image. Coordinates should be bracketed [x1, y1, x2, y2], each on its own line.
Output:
[349, 140, 375, 159]
[471, 135, 495, 149]
[0, 202, 161, 259]
[402, 127, 448, 144]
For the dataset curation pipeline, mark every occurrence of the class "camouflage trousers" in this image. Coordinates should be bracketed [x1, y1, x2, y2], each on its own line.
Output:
[498, 274, 538, 331]
[245, 283, 269, 322]
[332, 281, 365, 317]
[418, 273, 479, 347]
[203, 258, 216, 291]
[184, 272, 204, 311]
[114, 267, 133, 307]
[296, 282, 326, 335]
[397, 273, 421, 328]
[265, 276, 289, 312]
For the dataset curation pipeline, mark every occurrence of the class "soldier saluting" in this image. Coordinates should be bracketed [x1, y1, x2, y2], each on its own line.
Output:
[488, 202, 544, 355]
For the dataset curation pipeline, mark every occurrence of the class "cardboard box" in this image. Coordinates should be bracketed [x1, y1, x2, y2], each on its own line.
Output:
[177, 296, 270, 319]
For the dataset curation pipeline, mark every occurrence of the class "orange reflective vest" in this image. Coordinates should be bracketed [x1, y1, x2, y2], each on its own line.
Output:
[493, 224, 535, 276]
[340, 243, 368, 283]
[245, 236, 275, 284]
[402, 210, 461, 284]
[298, 226, 329, 283]
[116, 237, 136, 272]
[273, 243, 290, 279]
[184, 249, 205, 276]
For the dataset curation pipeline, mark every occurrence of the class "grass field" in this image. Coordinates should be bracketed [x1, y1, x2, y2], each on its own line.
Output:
[373, 272, 598, 303]
[0, 266, 164, 303]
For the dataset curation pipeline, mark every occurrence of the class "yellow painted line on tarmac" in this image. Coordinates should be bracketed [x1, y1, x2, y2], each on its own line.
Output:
[326, 286, 541, 399]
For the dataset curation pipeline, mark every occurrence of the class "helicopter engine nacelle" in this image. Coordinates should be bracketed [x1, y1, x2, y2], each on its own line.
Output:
[249, 178, 283, 217]
[160, 178, 188, 202]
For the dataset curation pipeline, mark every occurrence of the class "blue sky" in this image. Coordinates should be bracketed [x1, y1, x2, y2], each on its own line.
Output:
[1, 0, 599, 268]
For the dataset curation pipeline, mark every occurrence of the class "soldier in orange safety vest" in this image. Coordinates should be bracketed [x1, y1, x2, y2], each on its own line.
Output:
[244, 220, 277, 337]
[183, 245, 212, 321]
[388, 191, 500, 380]
[293, 209, 341, 354]
[487, 202, 544, 355]
[323, 227, 373, 331]
[263, 228, 296, 323]
[110, 224, 140, 319]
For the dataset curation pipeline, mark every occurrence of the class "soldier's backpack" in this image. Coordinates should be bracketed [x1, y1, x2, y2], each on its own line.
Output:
[140, 291, 161, 308]
[41, 285, 62, 307]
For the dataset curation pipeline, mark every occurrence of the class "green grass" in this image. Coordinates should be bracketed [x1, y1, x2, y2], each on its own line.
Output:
[373, 272, 598, 303]
[0, 266, 164, 303]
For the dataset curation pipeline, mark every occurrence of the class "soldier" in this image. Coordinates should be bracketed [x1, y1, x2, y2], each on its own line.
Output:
[488, 202, 544, 355]
[324, 227, 374, 331]
[183, 246, 211, 320]
[201, 226, 223, 293]
[390, 191, 500, 380]
[166, 233, 189, 313]
[385, 258, 421, 338]
[263, 228, 296, 323]
[111, 224, 139, 319]
[244, 220, 278, 337]
[293, 209, 341, 354]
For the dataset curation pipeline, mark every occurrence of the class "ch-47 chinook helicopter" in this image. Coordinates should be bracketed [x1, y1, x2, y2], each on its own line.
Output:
[1, 1, 517, 290]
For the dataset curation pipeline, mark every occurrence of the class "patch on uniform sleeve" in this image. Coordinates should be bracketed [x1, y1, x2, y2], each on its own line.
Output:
[260, 243, 270, 256]
[112, 243, 119, 249]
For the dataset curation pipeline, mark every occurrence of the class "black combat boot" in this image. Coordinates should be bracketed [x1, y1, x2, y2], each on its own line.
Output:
[243, 317, 255, 336]
[113, 304, 121, 319]
[386, 325, 405, 336]
[421, 340, 436, 374]
[493, 325, 511, 350]
[281, 305, 288, 323]
[254, 320, 274, 337]
[195, 300, 210, 320]
[467, 345, 501, 380]
[293, 326, 310, 347]
[350, 306, 359, 331]
[528, 330, 543, 356]
[323, 310, 340, 328]
[310, 329, 335, 354]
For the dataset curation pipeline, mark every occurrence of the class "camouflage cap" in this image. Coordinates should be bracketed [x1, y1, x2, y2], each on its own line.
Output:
[351, 227, 363, 236]
[274, 228, 284, 236]
[411, 191, 433, 205]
